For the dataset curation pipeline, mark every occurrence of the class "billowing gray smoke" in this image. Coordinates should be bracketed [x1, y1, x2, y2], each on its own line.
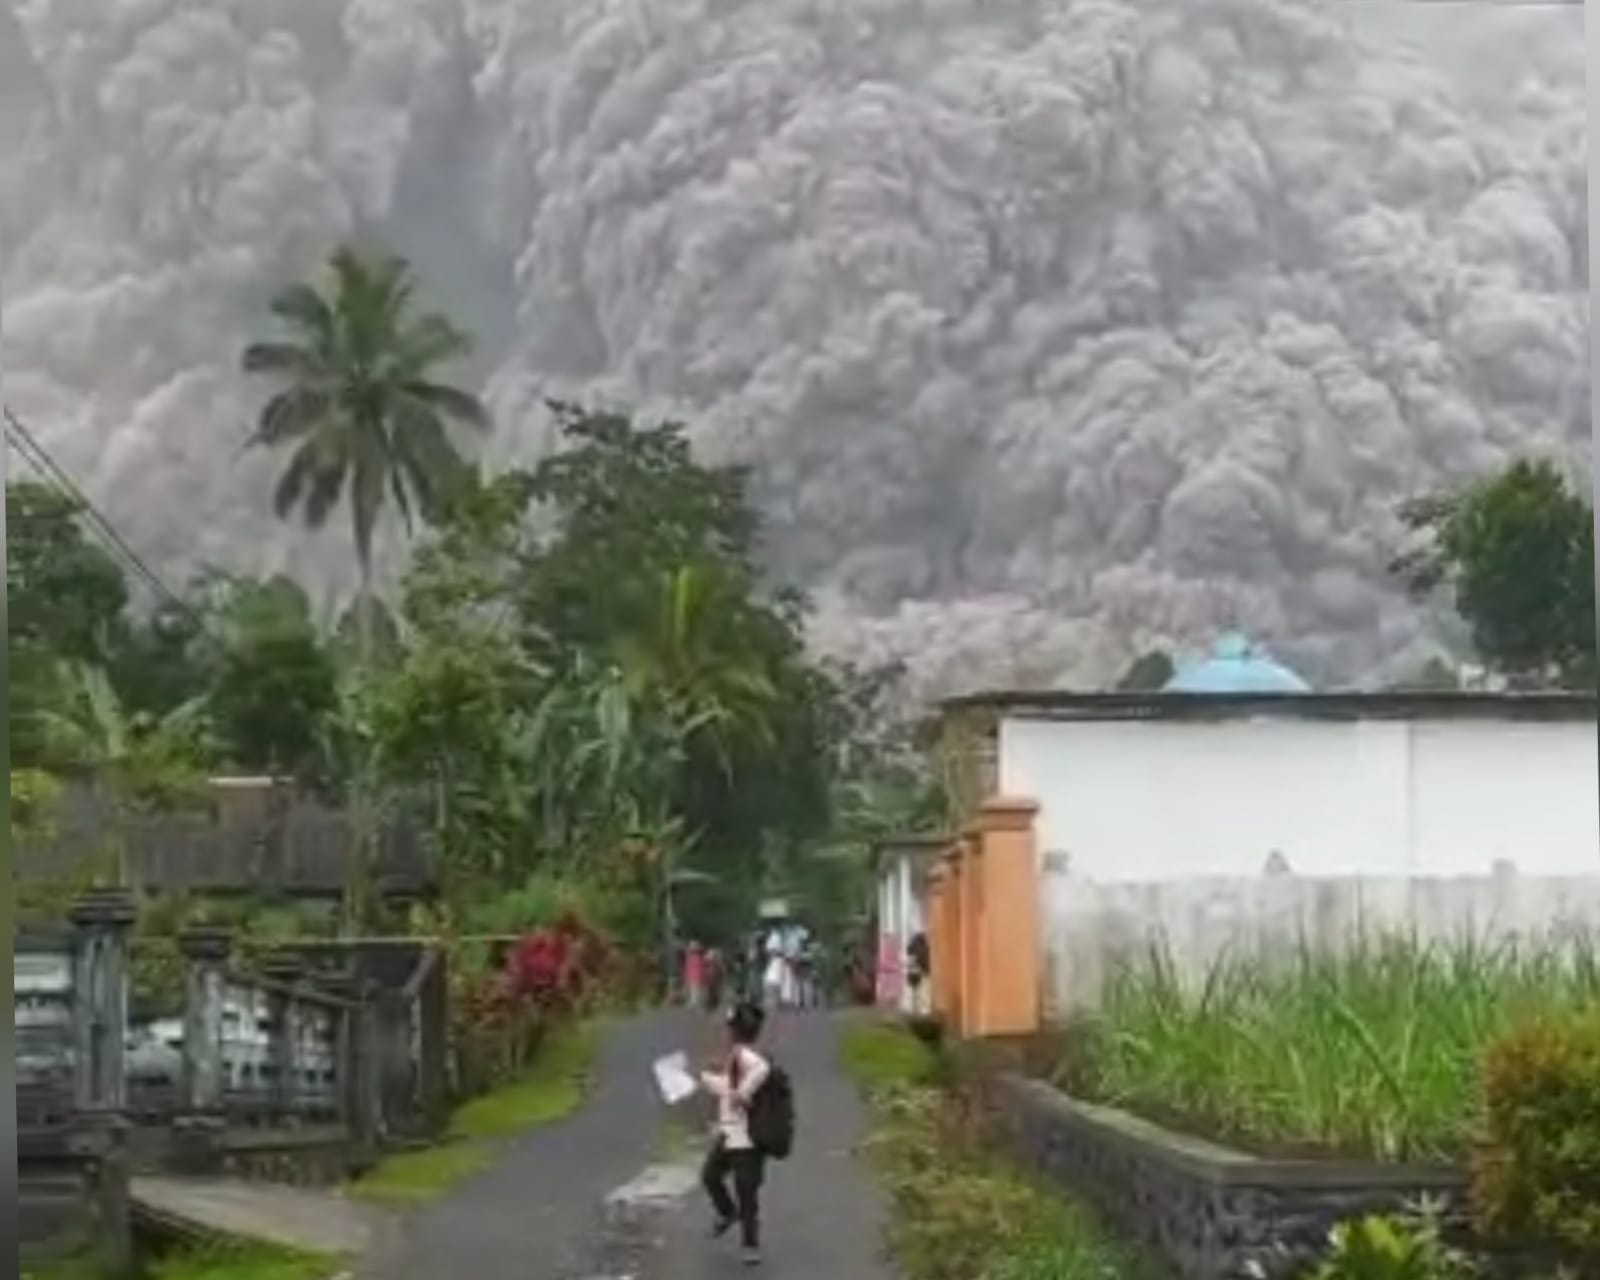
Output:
[1, 0, 1588, 698]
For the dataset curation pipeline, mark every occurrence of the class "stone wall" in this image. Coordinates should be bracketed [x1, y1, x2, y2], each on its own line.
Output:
[973, 1072, 1471, 1280]
[215, 1126, 365, 1185]
[1043, 867, 1600, 1016]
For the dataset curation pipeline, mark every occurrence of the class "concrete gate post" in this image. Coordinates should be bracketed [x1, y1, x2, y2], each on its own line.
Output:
[68, 888, 137, 1278]
[173, 925, 233, 1173]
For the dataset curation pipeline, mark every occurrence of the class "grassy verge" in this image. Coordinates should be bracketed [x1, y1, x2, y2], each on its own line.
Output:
[21, 1241, 338, 1280]
[351, 1019, 598, 1205]
[841, 1021, 1153, 1280]
[146, 1242, 339, 1280]
[1073, 936, 1600, 1161]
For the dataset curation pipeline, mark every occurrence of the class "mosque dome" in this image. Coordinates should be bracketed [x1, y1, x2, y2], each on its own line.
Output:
[1162, 632, 1311, 694]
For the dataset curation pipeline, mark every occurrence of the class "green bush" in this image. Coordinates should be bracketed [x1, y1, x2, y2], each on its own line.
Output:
[1309, 1208, 1476, 1280]
[1473, 1008, 1600, 1258]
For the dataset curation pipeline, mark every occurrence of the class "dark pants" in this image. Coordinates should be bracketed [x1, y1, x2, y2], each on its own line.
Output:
[702, 1138, 764, 1248]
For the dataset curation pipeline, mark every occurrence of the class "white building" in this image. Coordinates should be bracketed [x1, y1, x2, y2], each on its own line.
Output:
[937, 634, 1600, 1014]
[873, 836, 944, 1013]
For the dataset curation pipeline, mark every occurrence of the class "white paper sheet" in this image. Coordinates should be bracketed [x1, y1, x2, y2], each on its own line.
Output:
[652, 1051, 699, 1106]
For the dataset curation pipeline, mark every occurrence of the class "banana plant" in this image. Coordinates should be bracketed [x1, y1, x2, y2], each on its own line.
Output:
[36, 661, 214, 813]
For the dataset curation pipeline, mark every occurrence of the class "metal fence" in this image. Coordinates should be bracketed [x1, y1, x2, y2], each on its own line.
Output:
[16, 934, 78, 1128]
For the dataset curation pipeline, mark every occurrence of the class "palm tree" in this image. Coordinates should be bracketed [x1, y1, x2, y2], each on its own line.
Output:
[241, 244, 490, 653]
[243, 245, 489, 925]
[611, 563, 781, 771]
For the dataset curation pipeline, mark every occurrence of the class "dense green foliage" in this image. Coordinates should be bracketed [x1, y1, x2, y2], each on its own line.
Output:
[204, 575, 339, 773]
[1310, 1209, 1477, 1280]
[1396, 459, 1595, 688]
[1070, 937, 1600, 1161]
[1113, 650, 1175, 692]
[8, 480, 131, 765]
[9, 241, 935, 962]
[365, 397, 934, 938]
[843, 1021, 1150, 1280]
[1474, 1008, 1600, 1259]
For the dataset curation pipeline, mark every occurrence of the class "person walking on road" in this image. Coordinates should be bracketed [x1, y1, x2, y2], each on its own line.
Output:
[700, 1002, 774, 1266]
[684, 940, 707, 1009]
[906, 931, 930, 1015]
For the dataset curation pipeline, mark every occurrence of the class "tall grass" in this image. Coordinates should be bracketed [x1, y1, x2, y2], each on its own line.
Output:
[1075, 933, 1599, 1161]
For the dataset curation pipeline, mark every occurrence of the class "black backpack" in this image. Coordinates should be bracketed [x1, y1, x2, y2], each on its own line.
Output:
[745, 1060, 795, 1160]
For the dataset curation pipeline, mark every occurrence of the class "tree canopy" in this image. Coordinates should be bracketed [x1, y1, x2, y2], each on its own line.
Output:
[1114, 650, 1175, 692]
[11, 250, 940, 953]
[1395, 458, 1595, 689]
[8, 480, 131, 765]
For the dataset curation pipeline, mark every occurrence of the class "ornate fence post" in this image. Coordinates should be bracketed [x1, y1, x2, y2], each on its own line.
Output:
[325, 972, 380, 1171]
[67, 888, 136, 1278]
[69, 889, 136, 1113]
[261, 953, 305, 1123]
[173, 926, 232, 1172]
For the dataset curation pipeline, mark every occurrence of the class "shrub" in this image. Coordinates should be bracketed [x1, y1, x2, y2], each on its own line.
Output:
[1473, 1008, 1600, 1258]
[449, 904, 619, 1095]
[1299, 1203, 1472, 1280]
[449, 964, 547, 1096]
[1309, 1209, 1476, 1280]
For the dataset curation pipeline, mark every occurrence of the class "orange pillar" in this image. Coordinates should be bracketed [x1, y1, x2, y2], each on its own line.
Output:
[972, 796, 1041, 1038]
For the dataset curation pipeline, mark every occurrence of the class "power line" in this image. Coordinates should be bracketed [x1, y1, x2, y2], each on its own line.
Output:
[4, 405, 180, 604]
[4, 404, 211, 636]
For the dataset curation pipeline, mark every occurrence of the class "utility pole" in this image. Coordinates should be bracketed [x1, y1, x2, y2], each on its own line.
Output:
[1589, 1, 1599, 833]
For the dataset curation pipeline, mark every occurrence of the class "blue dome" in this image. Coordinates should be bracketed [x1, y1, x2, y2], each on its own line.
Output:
[1163, 632, 1311, 694]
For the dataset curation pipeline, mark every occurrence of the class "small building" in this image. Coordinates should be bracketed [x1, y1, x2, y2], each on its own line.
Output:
[872, 836, 945, 1013]
[920, 636, 1600, 1035]
[943, 636, 1598, 882]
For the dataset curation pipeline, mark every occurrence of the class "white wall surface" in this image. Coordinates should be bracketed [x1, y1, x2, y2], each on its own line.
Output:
[1043, 869, 1600, 1016]
[875, 852, 929, 1012]
[999, 714, 1600, 882]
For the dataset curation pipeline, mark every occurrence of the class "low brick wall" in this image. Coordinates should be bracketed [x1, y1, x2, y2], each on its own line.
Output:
[974, 1072, 1470, 1280]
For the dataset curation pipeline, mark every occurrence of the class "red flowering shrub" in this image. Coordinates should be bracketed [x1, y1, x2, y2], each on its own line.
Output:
[450, 906, 639, 1097]
[450, 963, 545, 1095]
[502, 910, 616, 1012]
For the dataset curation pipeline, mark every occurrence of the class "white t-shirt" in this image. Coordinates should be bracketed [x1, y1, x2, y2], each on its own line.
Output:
[764, 954, 787, 989]
[700, 1045, 771, 1150]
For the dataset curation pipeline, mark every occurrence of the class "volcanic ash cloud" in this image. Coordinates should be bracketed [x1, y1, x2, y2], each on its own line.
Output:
[0, 0, 1587, 692]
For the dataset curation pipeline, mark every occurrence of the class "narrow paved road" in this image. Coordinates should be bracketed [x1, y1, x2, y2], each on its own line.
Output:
[357, 1010, 894, 1280]
[650, 1010, 894, 1280]
[357, 1011, 697, 1280]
